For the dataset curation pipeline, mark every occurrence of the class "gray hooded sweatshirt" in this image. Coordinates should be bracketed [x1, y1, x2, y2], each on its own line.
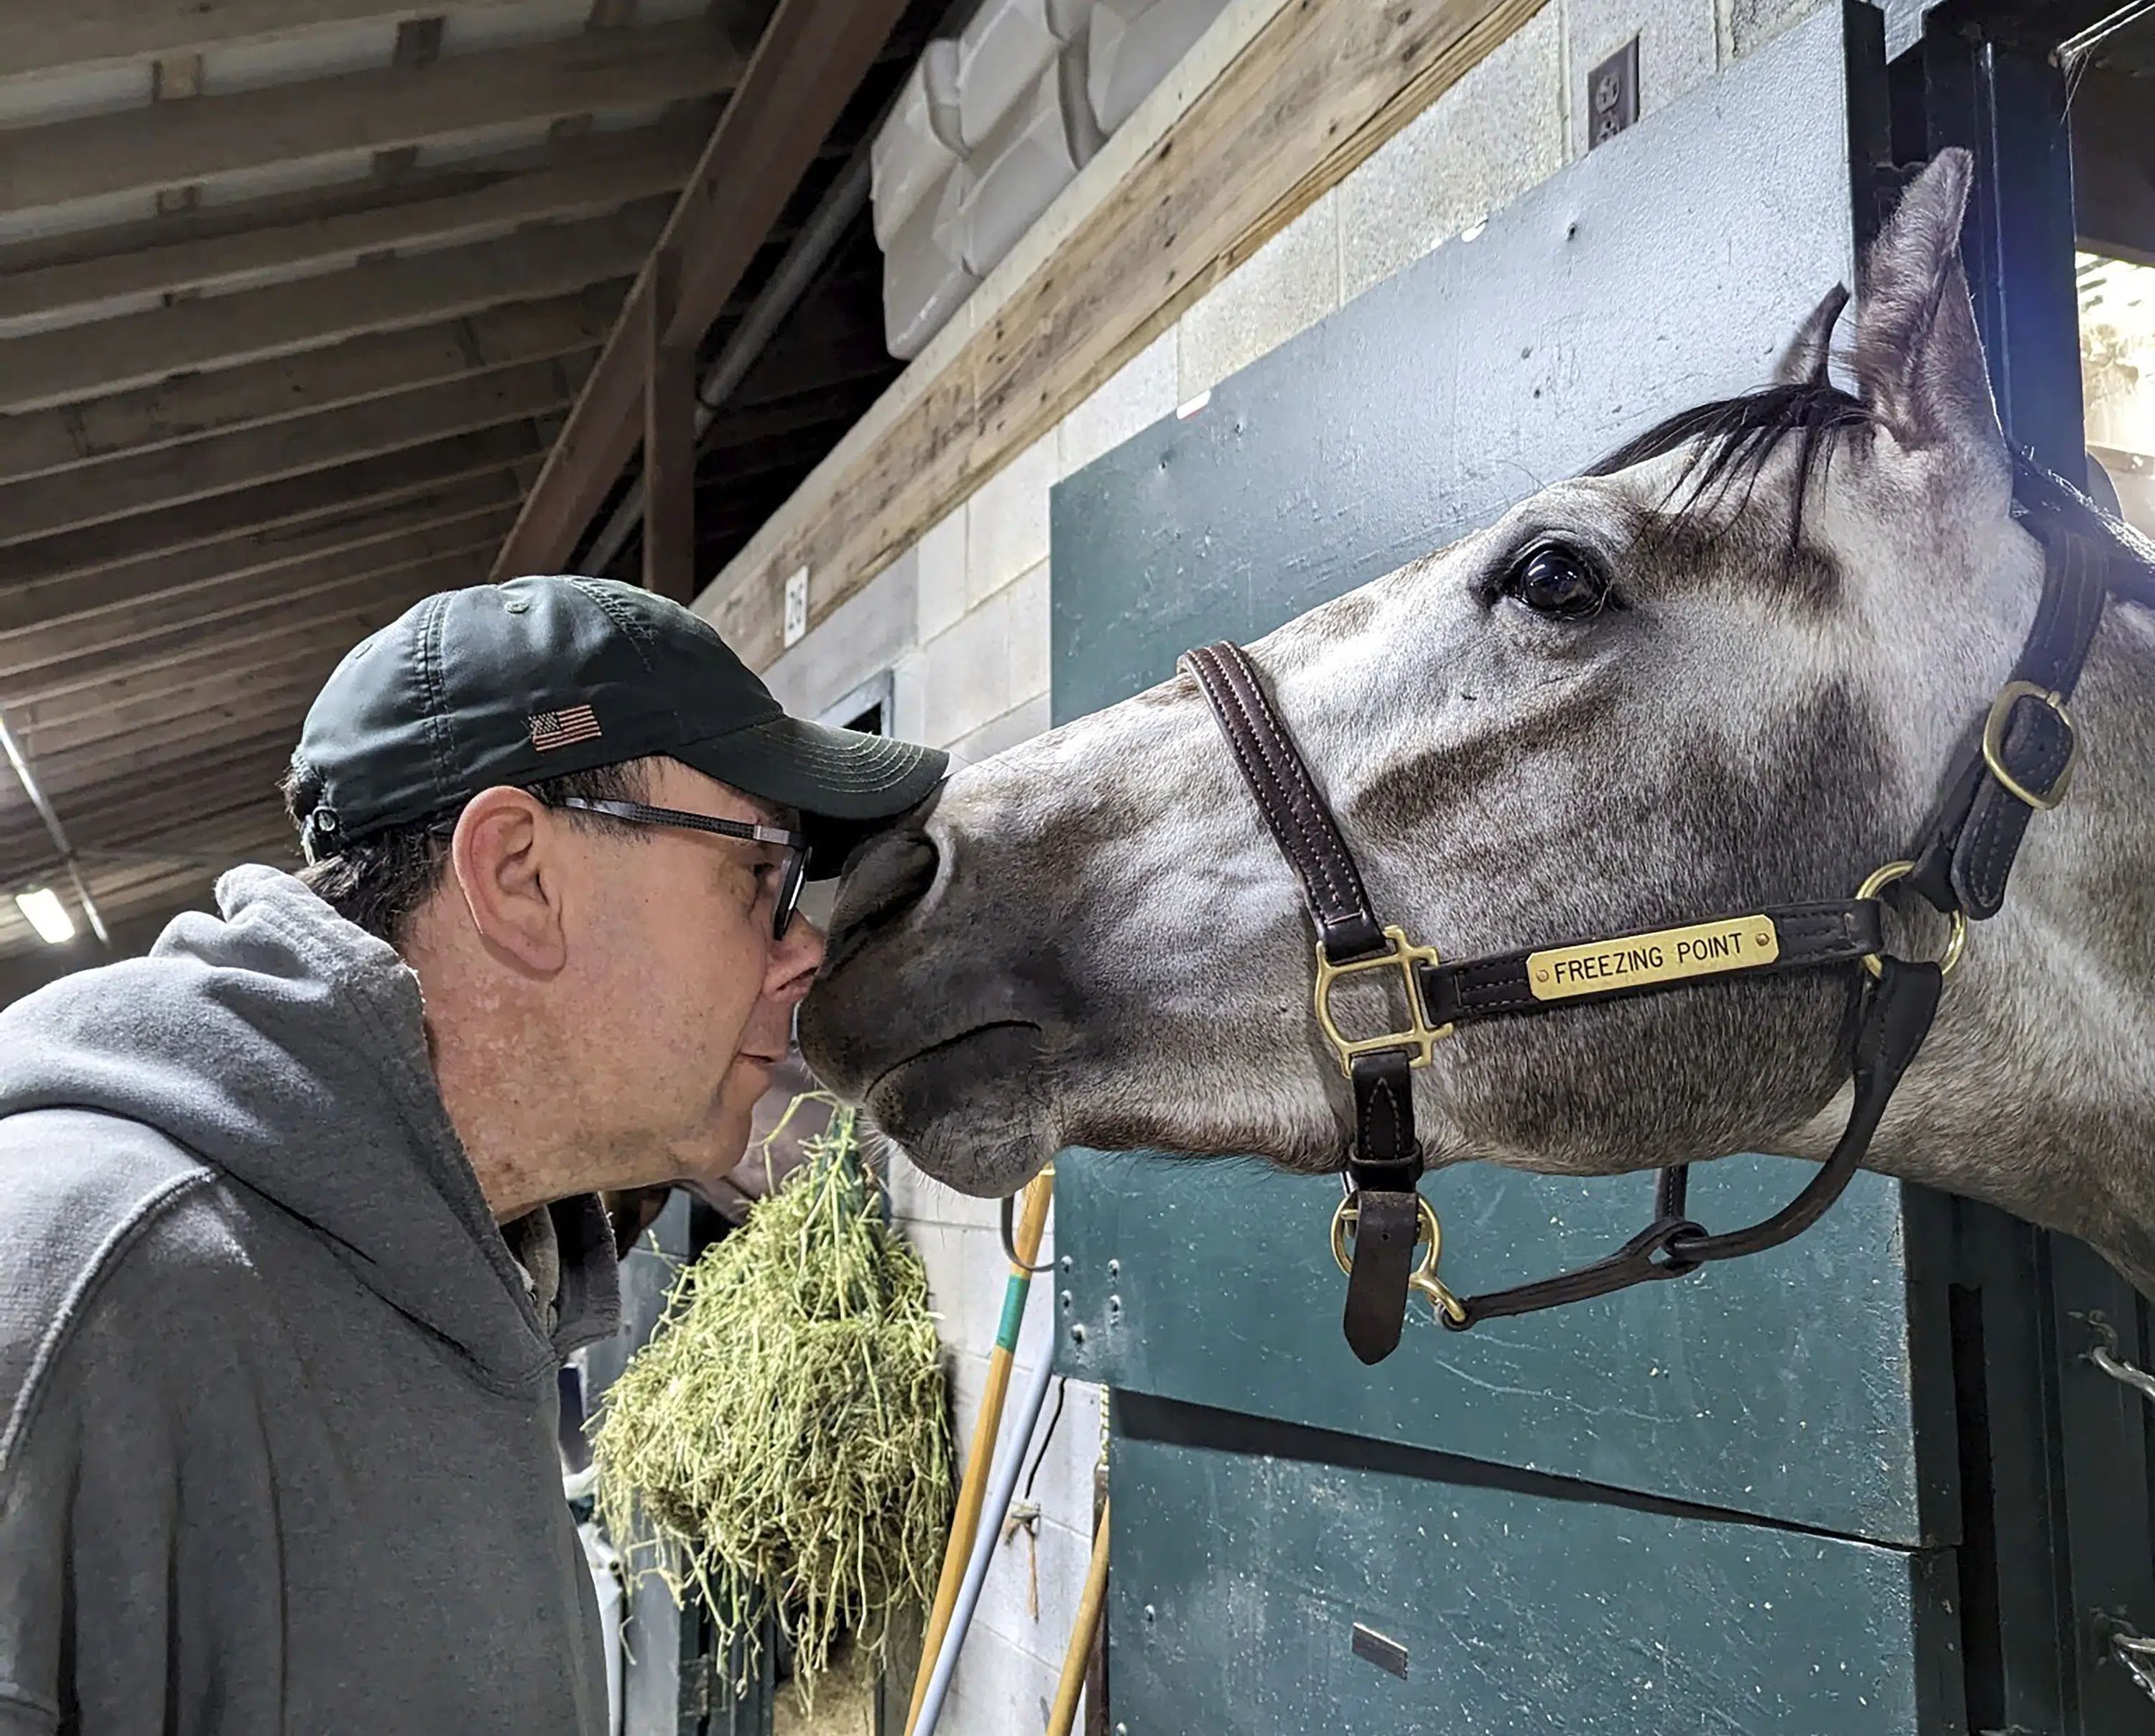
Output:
[0, 867, 621, 1735]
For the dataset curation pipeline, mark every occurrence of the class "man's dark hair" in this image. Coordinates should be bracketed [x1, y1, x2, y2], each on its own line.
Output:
[279, 757, 659, 947]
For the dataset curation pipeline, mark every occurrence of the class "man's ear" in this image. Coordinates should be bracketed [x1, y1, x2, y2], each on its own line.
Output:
[449, 786, 567, 975]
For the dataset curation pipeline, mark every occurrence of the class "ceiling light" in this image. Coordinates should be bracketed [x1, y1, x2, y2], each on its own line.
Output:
[14, 886, 75, 945]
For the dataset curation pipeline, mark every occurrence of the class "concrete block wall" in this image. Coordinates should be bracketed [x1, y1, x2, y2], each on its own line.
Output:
[756, 0, 1850, 1724]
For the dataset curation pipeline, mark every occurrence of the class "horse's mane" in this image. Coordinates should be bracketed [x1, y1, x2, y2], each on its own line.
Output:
[1584, 379, 1871, 547]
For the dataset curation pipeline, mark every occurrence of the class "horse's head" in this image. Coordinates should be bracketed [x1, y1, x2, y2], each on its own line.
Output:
[802, 150, 2049, 1200]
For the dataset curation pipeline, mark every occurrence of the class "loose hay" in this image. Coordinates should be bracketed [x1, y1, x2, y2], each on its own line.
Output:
[593, 1097, 952, 1707]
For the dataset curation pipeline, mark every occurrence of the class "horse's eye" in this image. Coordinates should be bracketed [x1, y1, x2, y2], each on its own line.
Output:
[1502, 546, 1609, 618]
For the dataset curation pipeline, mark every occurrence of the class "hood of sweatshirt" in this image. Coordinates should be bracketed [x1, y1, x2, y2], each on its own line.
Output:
[0, 865, 617, 1391]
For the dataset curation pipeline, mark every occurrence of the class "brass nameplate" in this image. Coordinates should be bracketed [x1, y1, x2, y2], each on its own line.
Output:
[1527, 916, 1781, 1001]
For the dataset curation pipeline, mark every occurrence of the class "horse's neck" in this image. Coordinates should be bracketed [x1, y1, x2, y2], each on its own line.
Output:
[1858, 599, 2155, 1291]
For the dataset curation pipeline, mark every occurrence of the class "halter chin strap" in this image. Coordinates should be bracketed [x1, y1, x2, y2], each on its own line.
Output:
[1182, 456, 2153, 1362]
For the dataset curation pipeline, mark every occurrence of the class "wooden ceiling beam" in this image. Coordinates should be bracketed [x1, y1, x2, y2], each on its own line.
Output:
[0, 291, 617, 485]
[0, 129, 700, 334]
[0, 357, 585, 548]
[32, 718, 310, 809]
[0, 779, 297, 888]
[0, 517, 508, 670]
[79, 812, 303, 874]
[11, 725, 312, 844]
[3, 553, 483, 706]
[2, 770, 306, 868]
[0, 19, 743, 216]
[19, 695, 323, 799]
[489, 0, 912, 580]
[0, 3, 545, 82]
[0, 431, 538, 588]
[0, 481, 516, 638]
[6, 656, 346, 762]
[0, 208, 661, 417]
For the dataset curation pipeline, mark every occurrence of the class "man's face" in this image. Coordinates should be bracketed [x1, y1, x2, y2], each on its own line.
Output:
[560, 758, 825, 1189]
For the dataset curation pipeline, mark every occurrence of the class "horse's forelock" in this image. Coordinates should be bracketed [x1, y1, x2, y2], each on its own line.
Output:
[1586, 380, 1873, 550]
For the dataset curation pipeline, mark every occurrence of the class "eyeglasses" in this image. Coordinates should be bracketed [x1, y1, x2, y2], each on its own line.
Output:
[554, 796, 810, 940]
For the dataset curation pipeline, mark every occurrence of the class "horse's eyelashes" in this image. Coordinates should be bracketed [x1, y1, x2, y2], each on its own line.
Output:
[1498, 544, 1613, 620]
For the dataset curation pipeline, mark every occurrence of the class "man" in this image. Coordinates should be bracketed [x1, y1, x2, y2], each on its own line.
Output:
[0, 577, 944, 1736]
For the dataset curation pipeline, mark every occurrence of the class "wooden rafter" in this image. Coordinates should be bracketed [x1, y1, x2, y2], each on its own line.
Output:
[0, 482, 519, 638]
[9, 654, 358, 761]
[0, 2, 534, 81]
[3, 551, 485, 702]
[0, 762, 312, 865]
[22, 697, 325, 797]
[0, 20, 743, 215]
[488, 0, 912, 580]
[0, 127, 700, 332]
[0, 521, 510, 673]
[0, 208, 661, 416]
[0, 430, 539, 588]
[0, 358, 585, 548]
[0, 292, 616, 485]
[0, 0, 902, 974]
[3, 553, 485, 710]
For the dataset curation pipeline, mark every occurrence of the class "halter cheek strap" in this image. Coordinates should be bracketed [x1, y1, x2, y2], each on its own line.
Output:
[1908, 470, 2114, 918]
[1182, 641, 1424, 1363]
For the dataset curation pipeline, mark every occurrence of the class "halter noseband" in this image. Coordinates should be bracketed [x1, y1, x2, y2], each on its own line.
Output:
[1182, 457, 2153, 1365]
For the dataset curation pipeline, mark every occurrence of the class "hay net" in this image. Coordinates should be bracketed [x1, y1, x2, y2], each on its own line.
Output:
[592, 1096, 953, 1706]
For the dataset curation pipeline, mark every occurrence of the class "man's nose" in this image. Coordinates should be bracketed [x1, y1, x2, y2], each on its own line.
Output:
[770, 911, 827, 995]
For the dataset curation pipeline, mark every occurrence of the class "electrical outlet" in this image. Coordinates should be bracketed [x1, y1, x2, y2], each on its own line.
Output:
[1587, 38, 1640, 151]
[782, 566, 809, 647]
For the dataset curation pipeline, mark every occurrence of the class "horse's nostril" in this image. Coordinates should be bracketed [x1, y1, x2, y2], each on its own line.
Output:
[825, 829, 940, 968]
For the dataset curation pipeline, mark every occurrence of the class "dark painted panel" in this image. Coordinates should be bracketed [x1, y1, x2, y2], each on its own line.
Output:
[1107, 1423, 1965, 1735]
[1056, 1151, 1935, 1544]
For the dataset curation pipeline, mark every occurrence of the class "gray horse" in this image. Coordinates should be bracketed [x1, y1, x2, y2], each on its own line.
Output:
[802, 151, 2155, 1303]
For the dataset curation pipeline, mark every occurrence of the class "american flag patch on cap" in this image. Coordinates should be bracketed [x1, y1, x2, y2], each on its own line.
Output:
[529, 705, 602, 751]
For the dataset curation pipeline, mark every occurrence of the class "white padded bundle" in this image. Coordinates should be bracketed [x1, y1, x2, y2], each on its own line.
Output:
[870, 40, 963, 250]
[954, 0, 1096, 149]
[882, 165, 976, 361]
[953, 57, 1103, 279]
[1085, 0, 1231, 136]
[872, 0, 1231, 358]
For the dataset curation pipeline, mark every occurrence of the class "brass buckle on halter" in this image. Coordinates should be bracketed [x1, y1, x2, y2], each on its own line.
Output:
[1332, 1192, 1467, 1326]
[1312, 926, 1451, 1077]
[1982, 679, 2077, 811]
[1856, 860, 1968, 980]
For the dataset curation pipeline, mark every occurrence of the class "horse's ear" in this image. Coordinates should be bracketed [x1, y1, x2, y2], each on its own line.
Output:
[1851, 149, 2008, 474]
[1771, 284, 1850, 385]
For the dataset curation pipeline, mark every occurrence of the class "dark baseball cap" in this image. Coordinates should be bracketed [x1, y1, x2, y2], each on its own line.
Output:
[290, 575, 946, 874]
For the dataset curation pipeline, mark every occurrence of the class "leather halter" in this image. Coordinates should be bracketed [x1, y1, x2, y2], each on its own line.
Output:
[1182, 458, 2155, 1365]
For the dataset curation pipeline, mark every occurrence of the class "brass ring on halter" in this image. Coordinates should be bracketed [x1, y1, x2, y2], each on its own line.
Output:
[1855, 860, 1968, 980]
[1331, 1193, 1468, 1326]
